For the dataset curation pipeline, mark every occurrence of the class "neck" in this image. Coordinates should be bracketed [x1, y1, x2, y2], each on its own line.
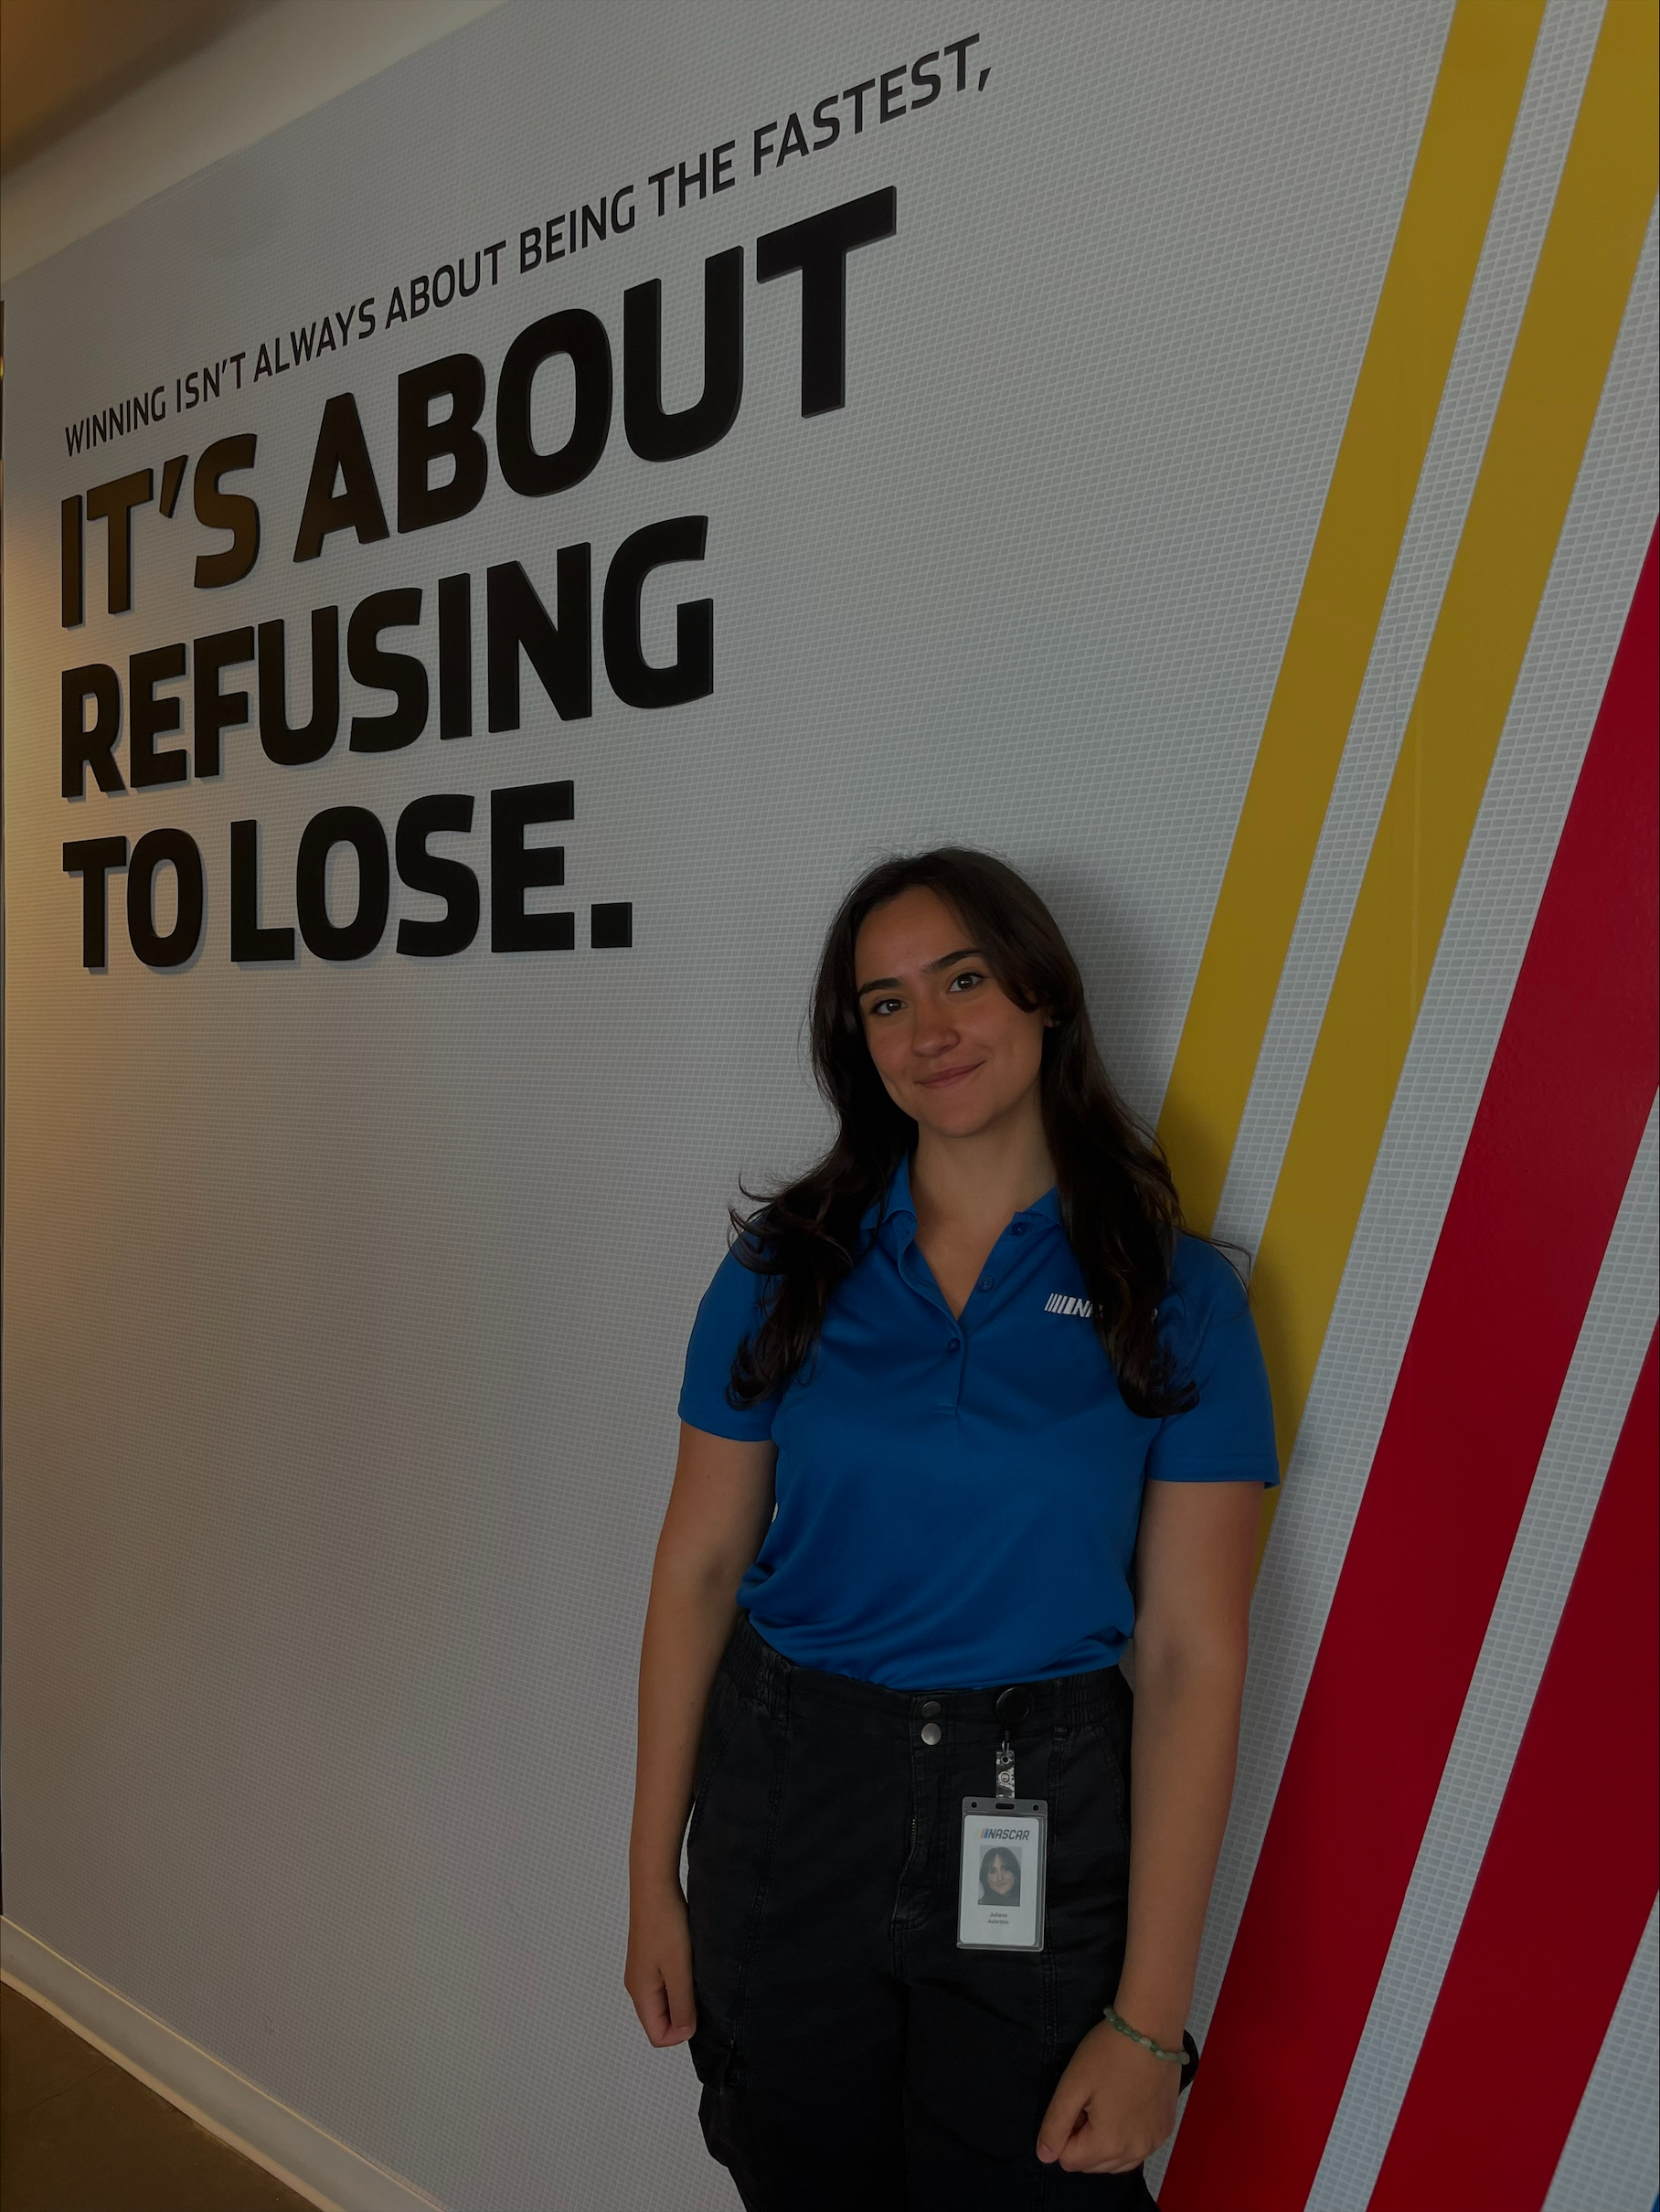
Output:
[909, 1092, 1055, 1236]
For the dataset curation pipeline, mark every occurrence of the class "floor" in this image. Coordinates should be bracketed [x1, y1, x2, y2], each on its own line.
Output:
[0, 1983, 312, 2212]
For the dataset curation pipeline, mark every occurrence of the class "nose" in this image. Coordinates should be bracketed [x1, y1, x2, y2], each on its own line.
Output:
[910, 998, 960, 1057]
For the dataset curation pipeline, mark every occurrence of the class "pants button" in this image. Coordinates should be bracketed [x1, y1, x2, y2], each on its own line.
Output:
[920, 1699, 942, 1717]
[920, 1721, 942, 1746]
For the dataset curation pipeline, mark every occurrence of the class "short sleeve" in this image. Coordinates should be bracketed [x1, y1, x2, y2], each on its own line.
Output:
[676, 1242, 782, 1441]
[1145, 1239, 1280, 1485]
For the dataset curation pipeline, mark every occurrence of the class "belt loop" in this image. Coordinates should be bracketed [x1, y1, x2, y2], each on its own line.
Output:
[746, 1613, 789, 1727]
[727, 1611, 774, 1714]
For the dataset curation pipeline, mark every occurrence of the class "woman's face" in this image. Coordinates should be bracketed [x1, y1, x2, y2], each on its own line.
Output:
[985, 1852, 1016, 1897]
[855, 888, 1048, 1143]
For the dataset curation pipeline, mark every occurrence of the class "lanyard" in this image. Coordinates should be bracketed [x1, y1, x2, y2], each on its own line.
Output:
[994, 1685, 1033, 1801]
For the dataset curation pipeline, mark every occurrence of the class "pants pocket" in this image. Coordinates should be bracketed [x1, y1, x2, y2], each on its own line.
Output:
[686, 1669, 742, 1853]
[686, 1682, 781, 2045]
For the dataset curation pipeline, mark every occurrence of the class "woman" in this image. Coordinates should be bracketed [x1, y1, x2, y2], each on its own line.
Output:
[980, 1848, 1022, 1907]
[625, 849, 1277, 2207]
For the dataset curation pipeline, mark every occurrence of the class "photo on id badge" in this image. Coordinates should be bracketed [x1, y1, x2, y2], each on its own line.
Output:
[958, 1800, 1048, 1951]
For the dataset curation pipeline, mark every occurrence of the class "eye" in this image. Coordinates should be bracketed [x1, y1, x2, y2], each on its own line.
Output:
[946, 968, 986, 994]
[866, 995, 904, 1018]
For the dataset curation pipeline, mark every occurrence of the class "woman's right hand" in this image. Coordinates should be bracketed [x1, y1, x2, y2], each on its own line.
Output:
[624, 1881, 697, 2047]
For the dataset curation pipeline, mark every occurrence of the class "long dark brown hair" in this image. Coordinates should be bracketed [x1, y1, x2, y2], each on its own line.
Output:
[729, 847, 1194, 1418]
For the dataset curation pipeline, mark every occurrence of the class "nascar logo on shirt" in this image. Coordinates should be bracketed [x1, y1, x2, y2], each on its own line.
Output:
[1042, 1294, 1093, 1317]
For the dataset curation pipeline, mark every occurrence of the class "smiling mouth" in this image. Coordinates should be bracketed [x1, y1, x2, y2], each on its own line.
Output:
[916, 1061, 984, 1089]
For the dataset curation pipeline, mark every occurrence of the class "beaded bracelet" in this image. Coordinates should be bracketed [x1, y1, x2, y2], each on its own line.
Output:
[1101, 2004, 1186, 2065]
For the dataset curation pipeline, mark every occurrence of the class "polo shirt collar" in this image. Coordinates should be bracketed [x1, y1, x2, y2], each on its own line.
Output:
[1020, 1183, 1063, 1226]
[886, 1152, 919, 1223]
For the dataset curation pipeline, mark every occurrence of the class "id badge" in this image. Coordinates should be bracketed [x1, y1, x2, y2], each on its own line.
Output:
[958, 1797, 1048, 1951]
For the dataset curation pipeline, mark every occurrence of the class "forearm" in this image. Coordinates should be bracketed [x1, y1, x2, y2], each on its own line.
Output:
[1113, 1643, 1246, 2045]
[629, 1560, 741, 1892]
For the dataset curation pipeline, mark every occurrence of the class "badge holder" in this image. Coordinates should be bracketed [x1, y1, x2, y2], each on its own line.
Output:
[958, 1686, 1047, 1951]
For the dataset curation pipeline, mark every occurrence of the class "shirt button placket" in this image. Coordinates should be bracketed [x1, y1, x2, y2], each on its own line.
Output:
[939, 1333, 963, 1411]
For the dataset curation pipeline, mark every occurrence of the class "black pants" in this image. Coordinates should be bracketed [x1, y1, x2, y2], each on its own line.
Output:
[686, 1614, 1159, 2209]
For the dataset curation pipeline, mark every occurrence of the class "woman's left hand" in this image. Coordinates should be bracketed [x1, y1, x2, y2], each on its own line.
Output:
[1036, 2018, 1182, 2174]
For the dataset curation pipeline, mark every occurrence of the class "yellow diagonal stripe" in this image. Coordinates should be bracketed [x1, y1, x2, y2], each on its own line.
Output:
[1251, 0, 1658, 1521]
[1158, 0, 1548, 1232]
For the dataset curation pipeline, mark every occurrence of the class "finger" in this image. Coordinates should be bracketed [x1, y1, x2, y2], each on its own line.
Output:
[1056, 2118, 1140, 2175]
[628, 1968, 672, 2045]
[662, 1953, 697, 2045]
[1036, 2075, 1090, 2164]
[1061, 2136, 1142, 2175]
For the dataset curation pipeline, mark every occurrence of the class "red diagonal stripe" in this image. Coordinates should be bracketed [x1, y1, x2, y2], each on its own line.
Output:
[1367, 1334, 1660, 2211]
[1162, 528, 1659, 2212]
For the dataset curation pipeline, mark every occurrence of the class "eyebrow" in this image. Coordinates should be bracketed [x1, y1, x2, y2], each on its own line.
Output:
[856, 947, 984, 998]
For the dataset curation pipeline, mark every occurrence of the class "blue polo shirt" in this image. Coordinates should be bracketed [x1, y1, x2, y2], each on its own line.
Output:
[678, 1158, 1278, 1689]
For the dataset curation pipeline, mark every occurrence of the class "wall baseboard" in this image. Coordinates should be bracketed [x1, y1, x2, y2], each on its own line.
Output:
[1, 1918, 445, 2212]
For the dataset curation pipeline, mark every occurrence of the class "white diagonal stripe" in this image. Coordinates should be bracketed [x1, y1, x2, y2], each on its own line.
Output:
[1543, 1900, 1660, 2212]
[1308, 1103, 1657, 2210]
